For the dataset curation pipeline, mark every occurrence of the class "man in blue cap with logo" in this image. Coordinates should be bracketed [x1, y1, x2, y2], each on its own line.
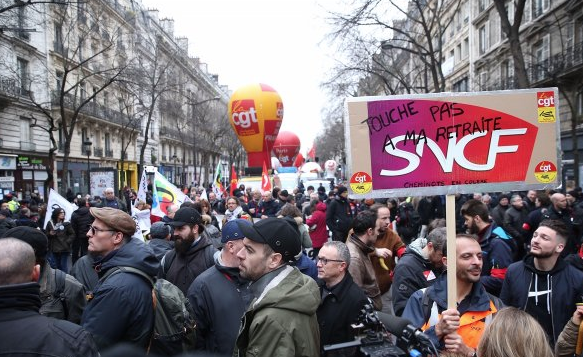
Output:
[187, 219, 254, 356]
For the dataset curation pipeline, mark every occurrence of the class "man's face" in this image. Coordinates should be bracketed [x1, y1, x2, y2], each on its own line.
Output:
[498, 197, 509, 206]
[105, 190, 115, 200]
[252, 192, 261, 201]
[209, 192, 216, 201]
[463, 215, 480, 235]
[167, 206, 178, 219]
[511, 197, 523, 209]
[530, 226, 563, 259]
[316, 245, 345, 284]
[527, 190, 537, 202]
[87, 218, 118, 256]
[554, 194, 567, 210]
[427, 243, 444, 268]
[340, 191, 348, 199]
[1, 202, 8, 210]
[261, 192, 271, 202]
[455, 238, 483, 284]
[173, 224, 196, 254]
[376, 207, 391, 234]
[237, 238, 272, 281]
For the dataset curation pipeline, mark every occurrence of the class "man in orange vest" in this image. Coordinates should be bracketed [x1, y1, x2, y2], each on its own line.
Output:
[402, 234, 503, 356]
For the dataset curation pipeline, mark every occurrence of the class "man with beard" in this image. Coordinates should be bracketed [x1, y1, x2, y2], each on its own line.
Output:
[460, 199, 515, 296]
[501, 220, 583, 348]
[234, 217, 320, 356]
[160, 207, 216, 294]
[402, 235, 504, 356]
[368, 203, 406, 314]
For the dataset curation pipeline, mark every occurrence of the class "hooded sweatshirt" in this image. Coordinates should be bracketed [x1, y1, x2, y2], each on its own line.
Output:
[501, 254, 583, 346]
[235, 265, 321, 356]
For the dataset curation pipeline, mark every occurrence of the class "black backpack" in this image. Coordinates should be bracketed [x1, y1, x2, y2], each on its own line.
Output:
[53, 269, 68, 320]
[100, 267, 196, 355]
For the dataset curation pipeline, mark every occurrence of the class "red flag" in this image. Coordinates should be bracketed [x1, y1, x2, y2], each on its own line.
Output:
[261, 161, 272, 192]
[307, 143, 316, 160]
[229, 164, 238, 197]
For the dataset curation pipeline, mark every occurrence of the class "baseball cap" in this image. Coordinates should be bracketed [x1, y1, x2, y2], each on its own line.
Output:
[89, 207, 136, 236]
[222, 219, 252, 243]
[237, 217, 301, 262]
[149, 221, 170, 239]
[1, 226, 48, 259]
[165, 207, 204, 233]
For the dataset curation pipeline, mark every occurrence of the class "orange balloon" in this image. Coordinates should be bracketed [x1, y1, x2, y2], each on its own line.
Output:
[228, 83, 283, 168]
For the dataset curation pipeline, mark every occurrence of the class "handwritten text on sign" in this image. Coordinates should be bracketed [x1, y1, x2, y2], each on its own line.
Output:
[363, 100, 538, 189]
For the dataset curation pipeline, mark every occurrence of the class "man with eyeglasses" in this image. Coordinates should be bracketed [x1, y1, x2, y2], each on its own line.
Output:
[81, 207, 160, 351]
[346, 210, 383, 310]
[316, 241, 368, 349]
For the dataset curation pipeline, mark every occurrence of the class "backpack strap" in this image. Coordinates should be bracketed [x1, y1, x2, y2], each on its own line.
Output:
[161, 250, 177, 278]
[421, 288, 432, 324]
[53, 269, 68, 321]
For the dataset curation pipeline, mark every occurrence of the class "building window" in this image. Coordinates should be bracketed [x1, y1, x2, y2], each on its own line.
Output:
[20, 117, 32, 142]
[532, 0, 550, 19]
[462, 37, 469, 58]
[17, 57, 29, 96]
[500, 59, 514, 89]
[533, 35, 550, 81]
[479, 0, 490, 12]
[105, 133, 111, 152]
[17, 6, 30, 40]
[54, 23, 63, 53]
[79, 37, 84, 62]
[80, 82, 86, 101]
[103, 92, 109, 107]
[505, 0, 514, 25]
[58, 123, 64, 150]
[81, 128, 89, 152]
[577, 91, 583, 117]
[479, 24, 489, 55]
[452, 77, 468, 92]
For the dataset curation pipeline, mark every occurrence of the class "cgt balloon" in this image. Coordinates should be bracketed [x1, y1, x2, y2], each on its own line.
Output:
[228, 83, 283, 169]
[272, 131, 301, 167]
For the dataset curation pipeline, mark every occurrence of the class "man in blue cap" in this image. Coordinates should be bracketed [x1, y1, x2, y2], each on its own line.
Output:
[186, 219, 254, 355]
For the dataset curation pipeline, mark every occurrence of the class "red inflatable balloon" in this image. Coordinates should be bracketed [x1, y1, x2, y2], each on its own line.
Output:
[272, 131, 301, 167]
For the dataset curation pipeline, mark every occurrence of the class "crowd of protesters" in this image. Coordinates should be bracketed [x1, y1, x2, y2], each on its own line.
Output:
[3, 181, 583, 356]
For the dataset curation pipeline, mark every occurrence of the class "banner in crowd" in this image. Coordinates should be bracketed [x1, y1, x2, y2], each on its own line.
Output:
[261, 160, 272, 192]
[344, 88, 561, 198]
[136, 169, 148, 205]
[43, 189, 77, 229]
[151, 171, 191, 217]
[212, 162, 225, 198]
[230, 164, 238, 197]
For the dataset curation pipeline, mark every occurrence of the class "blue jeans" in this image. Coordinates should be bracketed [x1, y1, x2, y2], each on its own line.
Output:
[53, 252, 69, 273]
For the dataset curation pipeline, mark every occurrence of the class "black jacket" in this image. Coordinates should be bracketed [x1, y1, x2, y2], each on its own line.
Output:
[0, 282, 98, 356]
[71, 206, 93, 240]
[501, 255, 583, 344]
[0, 217, 16, 237]
[70, 254, 99, 292]
[81, 238, 160, 351]
[392, 245, 441, 317]
[162, 235, 216, 295]
[326, 197, 353, 235]
[148, 238, 174, 261]
[317, 272, 368, 348]
[187, 259, 253, 355]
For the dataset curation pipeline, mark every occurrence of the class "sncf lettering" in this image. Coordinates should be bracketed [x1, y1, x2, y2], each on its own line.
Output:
[380, 128, 527, 176]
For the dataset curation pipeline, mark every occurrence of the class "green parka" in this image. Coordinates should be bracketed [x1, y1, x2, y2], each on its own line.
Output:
[235, 265, 320, 357]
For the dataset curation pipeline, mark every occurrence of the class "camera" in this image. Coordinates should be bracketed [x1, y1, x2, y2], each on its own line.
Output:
[323, 304, 407, 357]
[323, 304, 438, 357]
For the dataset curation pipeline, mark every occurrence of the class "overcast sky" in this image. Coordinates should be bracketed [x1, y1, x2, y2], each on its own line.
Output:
[140, 0, 334, 154]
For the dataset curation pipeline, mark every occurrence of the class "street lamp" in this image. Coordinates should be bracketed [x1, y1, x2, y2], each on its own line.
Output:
[83, 140, 92, 195]
[172, 153, 178, 186]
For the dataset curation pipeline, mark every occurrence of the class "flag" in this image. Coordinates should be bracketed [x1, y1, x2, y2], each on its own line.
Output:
[229, 164, 238, 197]
[212, 162, 224, 199]
[307, 142, 316, 160]
[151, 171, 191, 218]
[261, 160, 272, 192]
[136, 169, 148, 206]
[43, 189, 77, 229]
[200, 187, 208, 202]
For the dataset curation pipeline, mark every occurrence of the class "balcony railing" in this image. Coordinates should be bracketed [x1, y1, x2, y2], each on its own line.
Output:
[0, 76, 17, 97]
[93, 147, 103, 157]
[20, 141, 36, 151]
[51, 91, 131, 127]
[105, 149, 113, 158]
[159, 126, 185, 141]
[529, 40, 583, 84]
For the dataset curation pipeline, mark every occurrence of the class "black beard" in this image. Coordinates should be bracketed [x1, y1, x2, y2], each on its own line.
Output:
[174, 235, 194, 255]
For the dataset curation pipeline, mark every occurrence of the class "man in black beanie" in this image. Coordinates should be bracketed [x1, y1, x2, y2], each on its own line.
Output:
[2, 226, 86, 323]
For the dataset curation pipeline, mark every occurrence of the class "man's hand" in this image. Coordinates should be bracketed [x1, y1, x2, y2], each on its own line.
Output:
[572, 304, 583, 325]
[443, 332, 474, 355]
[374, 248, 392, 259]
[435, 308, 460, 339]
[261, 215, 268, 219]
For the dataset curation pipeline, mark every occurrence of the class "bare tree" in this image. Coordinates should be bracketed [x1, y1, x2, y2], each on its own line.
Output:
[23, 2, 129, 195]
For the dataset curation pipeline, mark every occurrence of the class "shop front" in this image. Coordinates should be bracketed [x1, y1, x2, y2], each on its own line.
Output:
[16, 155, 50, 197]
[117, 161, 138, 190]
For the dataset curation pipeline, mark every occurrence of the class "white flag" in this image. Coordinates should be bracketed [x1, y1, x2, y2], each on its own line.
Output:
[43, 189, 77, 229]
[200, 187, 208, 202]
[136, 169, 148, 206]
